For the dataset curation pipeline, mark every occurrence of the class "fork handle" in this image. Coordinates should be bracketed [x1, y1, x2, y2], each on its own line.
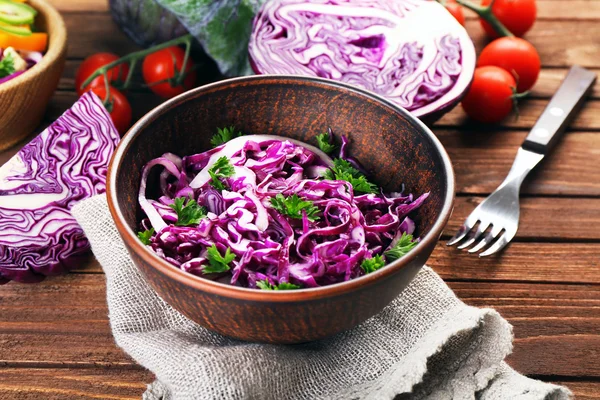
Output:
[522, 66, 596, 155]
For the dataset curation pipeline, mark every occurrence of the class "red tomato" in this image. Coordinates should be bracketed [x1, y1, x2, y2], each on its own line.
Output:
[75, 53, 130, 96]
[480, 0, 537, 38]
[461, 66, 517, 123]
[445, 0, 465, 26]
[142, 46, 197, 99]
[478, 37, 540, 92]
[88, 86, 132, 134]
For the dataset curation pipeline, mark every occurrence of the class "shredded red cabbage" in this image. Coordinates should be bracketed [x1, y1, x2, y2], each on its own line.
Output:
[138, 134, 427, 289]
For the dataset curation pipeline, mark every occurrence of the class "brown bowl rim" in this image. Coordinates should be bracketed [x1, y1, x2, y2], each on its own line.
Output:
[0, 0, 67, 93]
[107, 75, 455, 302]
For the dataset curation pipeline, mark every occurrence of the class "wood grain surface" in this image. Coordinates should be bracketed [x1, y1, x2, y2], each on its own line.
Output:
[0, 0, 599, 397]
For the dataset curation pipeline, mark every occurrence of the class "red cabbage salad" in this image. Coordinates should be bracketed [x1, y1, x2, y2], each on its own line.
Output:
[137, 129, 428, 290]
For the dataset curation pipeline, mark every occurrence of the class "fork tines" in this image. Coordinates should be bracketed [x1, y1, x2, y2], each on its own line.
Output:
[447, 218, 513, 257]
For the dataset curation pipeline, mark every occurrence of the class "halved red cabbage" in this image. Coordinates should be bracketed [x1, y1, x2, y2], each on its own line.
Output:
[0, 92, 120, 284]
[248, 0, 476, 121]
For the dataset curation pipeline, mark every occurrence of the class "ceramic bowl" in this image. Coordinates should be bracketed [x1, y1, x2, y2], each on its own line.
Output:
[107, 75, 455, 344]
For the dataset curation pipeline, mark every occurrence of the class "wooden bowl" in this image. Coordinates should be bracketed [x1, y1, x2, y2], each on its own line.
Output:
[0, 0, 67, 151]
[107, 76, 455, 344]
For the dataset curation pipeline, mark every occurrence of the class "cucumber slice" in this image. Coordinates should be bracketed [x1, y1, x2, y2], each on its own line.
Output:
[0, 0, 37, 25]
[0, 23, 31, 36]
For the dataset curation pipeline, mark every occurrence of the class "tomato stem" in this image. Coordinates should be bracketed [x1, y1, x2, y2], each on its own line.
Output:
[512, 91, 530, 99]
[79, 33, 195, 94]
[176, 39, 193, 87]
[453, 0, 514, 37]
[102, 71, 112, 110]
[510, 86, 528, 121]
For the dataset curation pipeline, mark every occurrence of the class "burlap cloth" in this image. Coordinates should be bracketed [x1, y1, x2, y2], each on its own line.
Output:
[72, 195, 570, 400]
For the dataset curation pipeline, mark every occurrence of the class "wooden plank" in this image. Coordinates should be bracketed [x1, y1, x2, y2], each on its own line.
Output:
[0, 372, 598, 400]
[72, 257, 103, 273]
[552, 381, 600, 400]
[449, 281, 600, 376]
[533, 68, 600, 100]
[64, 14, 140, 59]
[463, 1, 600, 20]
[0, 274, 134, 367]
[436, 129, 600, 196]
[0, 369, 597, 400]
[2, 274, 600, 377]
[47, 0, 108, 12]
[508, 335, 600, 377]
[446, 197, 600, 240]
[463, 20, 600, 68]
[0, 368, 150, 400]
[437, 98, 600, 130]
[431, 242, 600, 284]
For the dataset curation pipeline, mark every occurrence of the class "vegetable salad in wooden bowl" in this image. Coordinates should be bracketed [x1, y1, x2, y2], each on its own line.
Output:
[0, 0, 65, 150]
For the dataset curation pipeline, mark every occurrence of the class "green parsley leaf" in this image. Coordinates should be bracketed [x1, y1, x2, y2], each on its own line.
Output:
[277, 282, 302, 290]
[256, 280, 302, 290]
[316, 132, 337, 154]
[210, 126, 242, 147]
[322, 158, 377, 194]
[384, 233, 418, 262]
[0, 52, 15, 79]
[360, 254, 386, 274]
[169, 196, 207, 226]
[256, 280, 275, 290]
[137, 228, 155, 245]
[208, 156, 235, 190]
[270, 193, 320, 221]
[204, 245, 236, 274]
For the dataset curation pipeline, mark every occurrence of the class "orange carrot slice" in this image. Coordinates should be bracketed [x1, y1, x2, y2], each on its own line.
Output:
[0, 31, 47, 52]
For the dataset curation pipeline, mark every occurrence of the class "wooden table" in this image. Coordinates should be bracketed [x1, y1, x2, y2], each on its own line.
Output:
[1, 0, 600, 398]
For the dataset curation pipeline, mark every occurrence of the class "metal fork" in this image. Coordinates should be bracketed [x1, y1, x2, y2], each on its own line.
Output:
[447, 65, 597, 256]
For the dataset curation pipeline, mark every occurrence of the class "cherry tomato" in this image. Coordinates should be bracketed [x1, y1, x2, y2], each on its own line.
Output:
[478, 37, 540, 92]
[142, 46, 196, 99]
[461, 66, 517, 123]
[480, 0, 536, 38]
[445, 0, 465, 26]
[88, 86, 132, 134]
[75, 53, 130, 96]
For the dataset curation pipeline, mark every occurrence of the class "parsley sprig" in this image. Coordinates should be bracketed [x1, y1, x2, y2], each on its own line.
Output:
[208, 156, 235, 190]
[360, 234, 417, 274]
[323, 159, 377, 194]
[0, 52, 15, 79]
[210, 126, 242, 147]
[137, 228, 155, 245]
[169, 196, 207, 226]
[204, 245, 236, 274]
[316, 132, 337, 154]
[270, 193, 320, 222]
[256, 280, 302, 290]
[360, 254, 386, 274]
[384, 233, 417, 262]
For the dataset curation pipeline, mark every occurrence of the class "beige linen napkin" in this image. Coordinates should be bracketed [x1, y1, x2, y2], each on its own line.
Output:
[72, 194, 570, 400]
